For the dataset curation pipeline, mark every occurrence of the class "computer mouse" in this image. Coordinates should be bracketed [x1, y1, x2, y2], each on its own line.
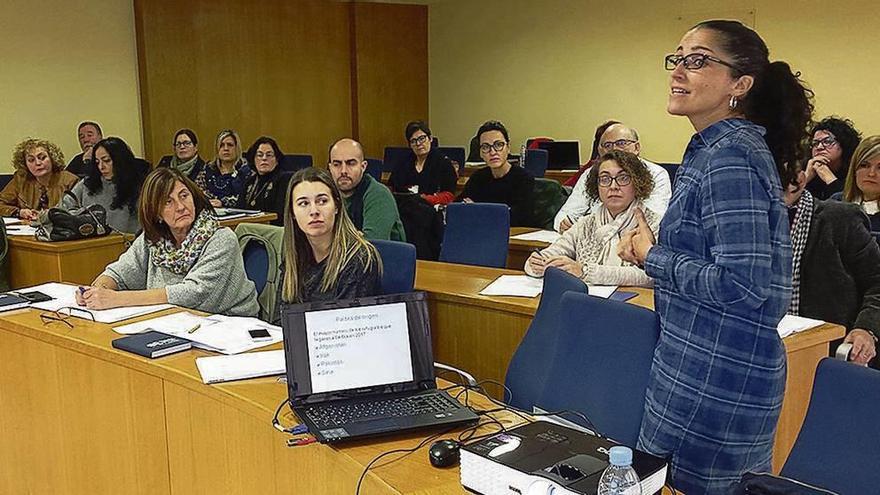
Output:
[428, 439, 460, 468]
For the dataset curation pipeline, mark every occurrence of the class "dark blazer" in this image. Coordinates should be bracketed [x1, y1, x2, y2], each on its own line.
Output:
[798, 199, 880, 365]
[237, 166, 291, 226]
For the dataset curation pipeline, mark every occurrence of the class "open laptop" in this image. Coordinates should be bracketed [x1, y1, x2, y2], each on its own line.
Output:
[281, 291, 479, 443]
[537, 141, 581, 170]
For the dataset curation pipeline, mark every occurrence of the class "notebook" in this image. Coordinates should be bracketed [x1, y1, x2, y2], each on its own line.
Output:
[112, 331, 192, 358]
[281, 291, 478, 443]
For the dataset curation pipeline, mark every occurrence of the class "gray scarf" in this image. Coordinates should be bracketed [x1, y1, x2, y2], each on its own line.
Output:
[171, 155, 199, 178]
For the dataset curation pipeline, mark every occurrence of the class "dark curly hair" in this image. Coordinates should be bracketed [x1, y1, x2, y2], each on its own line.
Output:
[694, 20, 814, 187]
[810, 117, 861, 171]
[85, 137, 150, 214]
[585, 150, 654, 202]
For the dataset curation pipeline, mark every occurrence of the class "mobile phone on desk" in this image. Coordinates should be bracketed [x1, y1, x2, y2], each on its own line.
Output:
[18, 291, 53, 303]
[248, 328, 272, 342]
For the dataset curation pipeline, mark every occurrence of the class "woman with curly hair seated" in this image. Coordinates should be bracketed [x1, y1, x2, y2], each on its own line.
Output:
[525, 150, 659, 286]
[0, 138, 78, 220]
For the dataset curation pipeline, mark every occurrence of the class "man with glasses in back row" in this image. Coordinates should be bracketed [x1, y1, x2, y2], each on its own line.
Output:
[553, 122, 672, 232]
[457, 120, 535, 227]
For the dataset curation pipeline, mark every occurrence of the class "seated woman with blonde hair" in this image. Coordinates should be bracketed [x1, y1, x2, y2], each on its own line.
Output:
[841, 135, 880, 233]
[272, 167, 381, 324]
[525, 150, 659, 286]
[0, 138, 78, 220]
[76, 167, 258, 317]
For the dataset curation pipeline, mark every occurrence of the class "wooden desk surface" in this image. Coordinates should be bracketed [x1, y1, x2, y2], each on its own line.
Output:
[6, 212, 277, 289]
[0, 307, 524, 494]
[414, 259, 844, 471]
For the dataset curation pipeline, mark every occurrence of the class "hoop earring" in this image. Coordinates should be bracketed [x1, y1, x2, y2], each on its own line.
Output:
[729, 95, 738, 110]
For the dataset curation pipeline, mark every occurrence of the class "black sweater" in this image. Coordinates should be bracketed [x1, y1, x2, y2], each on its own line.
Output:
[457, 164, 534, 227]
[237, 167, 292, 226]
[389, 149, 457, 197]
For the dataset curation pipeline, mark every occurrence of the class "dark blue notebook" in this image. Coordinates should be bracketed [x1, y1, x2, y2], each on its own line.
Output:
[112, 331, 192, 358]
[610, 290, 638, 302]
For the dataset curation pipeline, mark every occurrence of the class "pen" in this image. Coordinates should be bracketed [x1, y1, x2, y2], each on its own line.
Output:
[186, 324, 201, 334]
[532, 248, 546, 259]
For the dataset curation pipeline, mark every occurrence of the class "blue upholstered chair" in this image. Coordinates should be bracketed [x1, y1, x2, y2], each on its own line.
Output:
[523, 149, 549, 178]
[280, 153, 313, 172]
[242, 241, 269, 294]
[366, 158, 383, 181]
[780, 358, 880, 494]
[504, 267, 588, 411]
[535, 291, 660, 447]
[382, 147, 411, 173]
[372, 239, 416, 294]
[437, 146, 466, 174]
[439, 202, 509, 268]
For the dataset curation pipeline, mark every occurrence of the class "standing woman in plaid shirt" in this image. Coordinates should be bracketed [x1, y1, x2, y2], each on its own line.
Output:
[618, 20, 813, 494]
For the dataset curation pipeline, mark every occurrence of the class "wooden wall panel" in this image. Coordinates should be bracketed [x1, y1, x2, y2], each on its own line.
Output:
[352, 2, 429, 160]
[135, 0, 353, 164]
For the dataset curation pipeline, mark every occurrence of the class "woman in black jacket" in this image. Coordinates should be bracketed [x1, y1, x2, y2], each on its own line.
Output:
[238, 136, 292, 226]
[389, 120, 457, 206]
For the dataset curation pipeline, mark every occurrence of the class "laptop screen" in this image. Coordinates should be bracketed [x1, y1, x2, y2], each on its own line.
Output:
[282, 292, 436, 404]
[538, 141, 581, 170]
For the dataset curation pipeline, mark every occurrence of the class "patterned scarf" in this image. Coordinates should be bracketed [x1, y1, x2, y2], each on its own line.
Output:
[593, 200, 642, 266]
[171, 155, 199, 179]
[149, 210, 219, 275]
[788, 190, 814, 314]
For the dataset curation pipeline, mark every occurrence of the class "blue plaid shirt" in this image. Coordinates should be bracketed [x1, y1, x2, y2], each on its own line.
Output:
[638, 119, 792, 494]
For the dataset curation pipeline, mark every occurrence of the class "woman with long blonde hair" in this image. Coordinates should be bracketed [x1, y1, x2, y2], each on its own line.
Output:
[272, 167, 381, 324]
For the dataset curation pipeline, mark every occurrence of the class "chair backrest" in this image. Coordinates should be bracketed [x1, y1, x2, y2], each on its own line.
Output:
[365, 158, 383, 181]
[383, 147, 411, 173]
[235, 223, 284, 322]
[530, 178, 569, 230]
[781, 358, 880, 493]
[279, 154, 313, 172]
[524, 148, 549, 178]
[437, 146, 466, 174]
[371, 239, 416, 294]
[504, 268, 588, 411]
[526, 137, 554, 150]
[0, 174, 13, 191]
[536, 291, 660, 447]
[655, 162, 680, 188]
[439, 202, 510, 268]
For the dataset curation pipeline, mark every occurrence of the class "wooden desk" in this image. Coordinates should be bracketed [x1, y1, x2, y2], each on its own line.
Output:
[6, 213, 277, 289]
[0, 308, 523, 494]
[414, 260, 845, 472]
[507, 227, 552, 270]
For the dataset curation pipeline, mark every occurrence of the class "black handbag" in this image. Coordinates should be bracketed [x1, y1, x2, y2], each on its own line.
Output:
[728, 472, 838, 495]
[35, 204, 110, 242]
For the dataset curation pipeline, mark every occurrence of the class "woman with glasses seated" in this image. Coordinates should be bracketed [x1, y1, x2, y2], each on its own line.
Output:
[840, 135, 880, 233]
[158, 129, 207, 184]
[804, 117, 861, 200]
[0, 138, 78, 220]
[389, 120, 457, 205]
[457, 120, 534, 226]
[58, 137, 150, 234]
[526, 150, 658, 286]
[76, 167, 258, 317]
[202, 129, 251, 207]
[237, 136, 292, 226]
[271, 167, 381, 324]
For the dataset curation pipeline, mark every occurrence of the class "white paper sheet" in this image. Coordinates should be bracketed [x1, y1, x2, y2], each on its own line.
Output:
[777, 314, 825, 338]
[5, 225, 37, 236]
[196, 350, 286, 384]
[479, 275, 543, 297]
[510, 230, 561, 243]
[3, 217, 22, 225]
[173, 315, 282, 355]
[25, 282, 173, 323]
[113, 311, 214, 335]
[587, 285, 618, 299]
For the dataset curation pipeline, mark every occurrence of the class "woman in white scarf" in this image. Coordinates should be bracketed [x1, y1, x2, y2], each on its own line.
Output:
[525, 150, 660, 286]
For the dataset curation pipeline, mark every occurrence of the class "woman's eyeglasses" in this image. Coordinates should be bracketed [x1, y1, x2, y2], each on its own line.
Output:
[479, 141, 507, 153]
[409, 134, 430, 146]
[665, 53, 741, 72]
[597, 174, 632, 188]
[811, 136, 838, 149]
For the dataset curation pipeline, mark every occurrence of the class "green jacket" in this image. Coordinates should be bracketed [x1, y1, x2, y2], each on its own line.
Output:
[344, 175, 406, 242]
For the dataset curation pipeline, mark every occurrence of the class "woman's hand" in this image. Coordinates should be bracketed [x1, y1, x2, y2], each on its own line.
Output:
[558, 216, 573, 233]
[845, 329, 877, 365]
[19, 208, 39, 221]
[209, 198, 223, 207]
[79, 286, 122, 310]
[806, 156, 836, 185]
[544, 255, 583, 278]
[618, 208, 655, 265]
[526, 251, 548, 277]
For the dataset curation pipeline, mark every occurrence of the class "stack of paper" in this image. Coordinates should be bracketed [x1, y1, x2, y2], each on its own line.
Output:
[510, 230, 561, 243]
[777, 314, 825, 338]
[25, 282, 173, 323]
[3, 217, 22, 225]
[113, 311, 212, 335]
[6, 225, 38, 236]
[196, 350, 286, 384]
[479, 275, 543, 297]
[587, 285, 618, 298]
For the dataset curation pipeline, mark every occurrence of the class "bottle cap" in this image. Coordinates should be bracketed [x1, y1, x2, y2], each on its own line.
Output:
[608, 446, 633, 466]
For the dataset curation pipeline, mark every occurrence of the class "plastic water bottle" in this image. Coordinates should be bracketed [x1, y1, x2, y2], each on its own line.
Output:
[597, 446, 642, 495]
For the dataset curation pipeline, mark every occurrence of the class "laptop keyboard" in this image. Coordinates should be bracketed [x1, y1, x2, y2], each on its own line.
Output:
[303, 392, 461, 429]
